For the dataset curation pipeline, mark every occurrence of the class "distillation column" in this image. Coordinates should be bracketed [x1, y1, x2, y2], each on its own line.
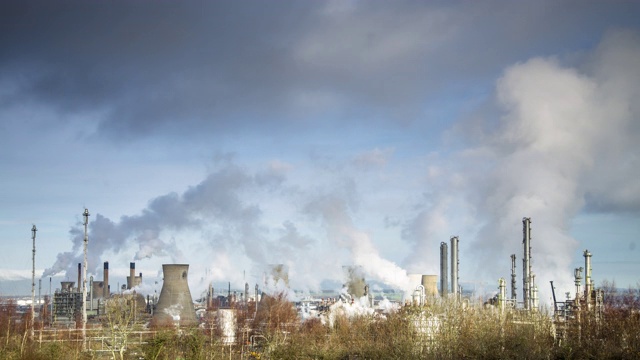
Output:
[584, 250, 592, 310]
[510, 254, 517, 301]
[522, 218, 532, 310]
[440, 242, 448, 298]
[451, 236, 459, 300]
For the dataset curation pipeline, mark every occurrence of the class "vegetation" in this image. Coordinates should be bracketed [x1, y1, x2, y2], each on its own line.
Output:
[1, 285, 640, 359]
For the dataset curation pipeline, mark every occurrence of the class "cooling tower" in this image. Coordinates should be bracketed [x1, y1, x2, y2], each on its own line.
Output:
[152, 264, 197, 327]
[92, 281, 104, 299]
[61, 281, 75, 293]
[421, 275, 439, 297]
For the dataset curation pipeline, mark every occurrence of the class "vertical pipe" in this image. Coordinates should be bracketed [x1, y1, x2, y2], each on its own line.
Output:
[584, 250, 592, 310]
[89, 276, 94, 311]
[440, 242, 448, 298]
[49, 277, 52, 325]
[510, 254, 517, 300]
[244, 283, 249, 306]
[522, 218, 531, 310]
[451, 236, 459, 299]
[38, 279, 41, 319]
[103, 262, 109, 299]
[255, 284, 259, 315]
[498, 278, 506, 313]
[82, 208, 90, 351]
[31, 225, 37, 338]
[129, 262, 135, 289]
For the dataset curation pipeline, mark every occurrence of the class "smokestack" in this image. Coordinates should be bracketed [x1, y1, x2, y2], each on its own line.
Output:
[152, 264, 197, 327]
[510, 254, 517, 300]
[450, 236, 459, 299]
[77, 263, 82, 293]
[522, 218, 532, 310]
[584, 249, 592, 310]
[103, 262, 109, 298]
[439, 242, 448, 298]
[128, 262, 135, 290]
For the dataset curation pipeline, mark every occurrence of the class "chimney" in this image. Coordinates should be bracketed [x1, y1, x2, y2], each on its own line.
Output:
[103, 261, 109, 298]
[152, 264, 197, 327]
[128, 262, 135, 289]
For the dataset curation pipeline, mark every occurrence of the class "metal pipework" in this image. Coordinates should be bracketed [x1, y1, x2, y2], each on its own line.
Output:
[574, 267, 583, 303]
[451, 236, 459, 299]
[440, 242, 448, 298]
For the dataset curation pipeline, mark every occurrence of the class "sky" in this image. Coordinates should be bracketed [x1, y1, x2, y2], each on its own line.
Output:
[1, 1, 639, 304]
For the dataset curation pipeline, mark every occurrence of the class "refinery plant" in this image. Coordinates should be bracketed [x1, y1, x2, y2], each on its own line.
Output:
[1, 212, 637, 359]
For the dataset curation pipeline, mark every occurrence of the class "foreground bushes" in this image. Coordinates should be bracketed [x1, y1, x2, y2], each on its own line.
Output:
[2, 289, 640, 359]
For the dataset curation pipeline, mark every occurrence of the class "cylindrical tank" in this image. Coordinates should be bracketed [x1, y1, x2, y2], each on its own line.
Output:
[217, 308, 237, 344]
[421, 275, 439, 297]
[152, 264, 197, 327]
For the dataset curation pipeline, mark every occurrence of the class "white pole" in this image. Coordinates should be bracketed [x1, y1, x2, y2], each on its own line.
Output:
[82, 209, 90, 351]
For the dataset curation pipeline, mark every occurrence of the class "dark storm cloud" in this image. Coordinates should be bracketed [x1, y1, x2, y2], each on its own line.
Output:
[3, 1, 639, 141]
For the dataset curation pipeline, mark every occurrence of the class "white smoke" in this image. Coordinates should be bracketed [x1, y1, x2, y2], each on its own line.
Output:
[460, 30, 640, 303]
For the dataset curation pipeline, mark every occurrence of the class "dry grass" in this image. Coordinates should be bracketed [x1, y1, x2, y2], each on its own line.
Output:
[2, 285, 640, 359]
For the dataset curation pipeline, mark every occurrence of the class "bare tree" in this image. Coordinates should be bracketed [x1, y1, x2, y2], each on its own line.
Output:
[102, 294, 141, 360]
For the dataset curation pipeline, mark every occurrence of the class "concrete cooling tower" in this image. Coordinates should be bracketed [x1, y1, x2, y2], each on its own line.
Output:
[152, 264, 197, 327]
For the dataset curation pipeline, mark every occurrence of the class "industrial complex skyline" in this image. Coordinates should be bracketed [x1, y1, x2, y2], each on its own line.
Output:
[1, 1, 639, 302]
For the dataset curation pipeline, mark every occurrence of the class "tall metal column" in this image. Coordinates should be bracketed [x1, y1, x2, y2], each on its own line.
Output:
[82, 209, 90, 350]
[451, 236, 459, 299]
[522, 218, 531, 310]
[440, 242, 448, 298]
[31, 225, 37, 338]
[510, 254, 517, 300]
